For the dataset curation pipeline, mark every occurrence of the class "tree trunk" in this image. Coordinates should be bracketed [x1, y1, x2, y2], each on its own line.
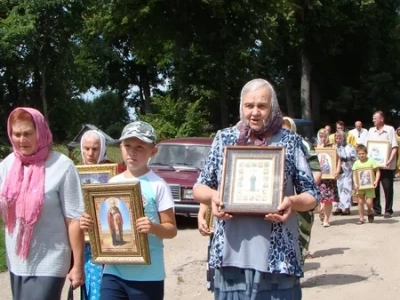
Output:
[300, 52, 312, 121]
[311, 78, 321, 125]
[39, 67, 49, 123]
[141, 67, 152, 114]
[282, 66, 295, 117]
[172, 0, 189, 101]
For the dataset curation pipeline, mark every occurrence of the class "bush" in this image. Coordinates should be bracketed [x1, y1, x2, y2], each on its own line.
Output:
[139, 95, 210, 140]
[0, 144, 11, 159]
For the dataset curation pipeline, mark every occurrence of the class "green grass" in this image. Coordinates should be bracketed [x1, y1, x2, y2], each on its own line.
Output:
[0, 221, 6, 272]
[52, 144, 123, 164]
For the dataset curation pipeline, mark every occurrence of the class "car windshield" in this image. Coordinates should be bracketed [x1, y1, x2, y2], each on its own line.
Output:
[149, 144, 211, 170]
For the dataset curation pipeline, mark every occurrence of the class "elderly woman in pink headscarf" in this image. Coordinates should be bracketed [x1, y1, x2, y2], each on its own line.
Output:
[0, 107, 85, 300]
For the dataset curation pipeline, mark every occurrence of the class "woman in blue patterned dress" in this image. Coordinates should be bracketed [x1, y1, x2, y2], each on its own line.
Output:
[193, 78, 320, 299]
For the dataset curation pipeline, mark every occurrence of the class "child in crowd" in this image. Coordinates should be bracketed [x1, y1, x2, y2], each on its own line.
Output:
[316, 128, 341, 227]
[352, 144, 381, 224]
[80, 121, 177, 299]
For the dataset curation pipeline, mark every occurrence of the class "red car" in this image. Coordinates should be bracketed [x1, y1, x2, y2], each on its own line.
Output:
[148, 137, 213, 216]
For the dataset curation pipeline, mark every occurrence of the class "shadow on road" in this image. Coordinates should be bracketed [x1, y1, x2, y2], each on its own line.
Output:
[312, 247, 350, 258]
[304, 262, 320, 272]
[373, 218, 399, 224]
[176, 215, 198, 230]
[301, 273, 368, 288]
[332, 217, 398, 226]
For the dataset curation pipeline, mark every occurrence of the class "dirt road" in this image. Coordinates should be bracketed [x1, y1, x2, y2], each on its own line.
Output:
[0, 183, 399, 299]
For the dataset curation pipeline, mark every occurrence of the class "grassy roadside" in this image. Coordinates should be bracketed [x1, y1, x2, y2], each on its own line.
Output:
[0, 221, 6, 272]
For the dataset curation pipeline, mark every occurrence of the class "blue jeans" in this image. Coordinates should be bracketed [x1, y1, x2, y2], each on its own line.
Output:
[214, 267, 302, 300]
[100, 274, 164, 300]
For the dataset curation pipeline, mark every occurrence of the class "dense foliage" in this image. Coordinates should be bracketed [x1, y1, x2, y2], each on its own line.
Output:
[1, 0, 400, 143]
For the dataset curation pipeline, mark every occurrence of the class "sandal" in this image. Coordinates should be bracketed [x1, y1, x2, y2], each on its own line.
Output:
[323, 222, 331, 227]
[332, 209, 343, 216]
[342, 208, 351, 215]
[368, 214, 374, 223]
[356, 220, 364, 225]
[305, 252, 314, 259]
[319, 210, 325, 222]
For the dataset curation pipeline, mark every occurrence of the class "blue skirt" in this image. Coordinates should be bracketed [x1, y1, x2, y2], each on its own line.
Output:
[213, 267, 301, 300]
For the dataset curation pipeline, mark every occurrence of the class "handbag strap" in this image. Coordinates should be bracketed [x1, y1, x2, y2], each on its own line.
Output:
[67, 283, 74, 300]
[80, 284, 88, 300]
[67, 283, 88, 300]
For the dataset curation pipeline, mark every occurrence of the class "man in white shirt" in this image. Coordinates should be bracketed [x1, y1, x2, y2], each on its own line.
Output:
[366, 111, 399, 218]
[349, 121, 368, 145]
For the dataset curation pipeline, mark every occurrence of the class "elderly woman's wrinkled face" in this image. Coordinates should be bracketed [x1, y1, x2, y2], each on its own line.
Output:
[82, 136, 101, 164]
[242, 87, 271, 132]
[11, 120, 37, 156]
[335, 134, 343, 145]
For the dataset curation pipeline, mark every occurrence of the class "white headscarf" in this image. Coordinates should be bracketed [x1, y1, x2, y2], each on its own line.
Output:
[282, 116, 297, 133]
[80, 130, 108, 164]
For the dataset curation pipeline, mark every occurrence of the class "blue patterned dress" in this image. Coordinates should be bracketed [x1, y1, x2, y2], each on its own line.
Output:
[84, 244, 102, 300]
[197, 127, 320, 298]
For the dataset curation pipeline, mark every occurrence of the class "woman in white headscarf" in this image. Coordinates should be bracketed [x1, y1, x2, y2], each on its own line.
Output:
[334, 130, 357, 215]
[79, 130, 110, 300]
[80, 130, 109, 164]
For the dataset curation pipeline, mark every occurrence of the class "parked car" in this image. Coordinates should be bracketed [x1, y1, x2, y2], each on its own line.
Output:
[293, 118, 316, 144]
[148, 137, 213, 216]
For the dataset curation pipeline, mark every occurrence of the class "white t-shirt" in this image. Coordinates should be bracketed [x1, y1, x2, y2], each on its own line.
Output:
[103, 170, 174, 281]
[349, 128, 368, 145]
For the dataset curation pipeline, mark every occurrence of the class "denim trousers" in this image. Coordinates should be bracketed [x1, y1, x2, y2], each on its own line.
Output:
[100, 274, 164, 300]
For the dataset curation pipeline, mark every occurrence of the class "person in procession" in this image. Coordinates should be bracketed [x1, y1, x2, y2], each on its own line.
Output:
[80, 121, 177, 300]
[282, 116, 322, 261]
[333, 130, 357, 216]
[349, 121, 368, 146]
[366, 111, 398, 218]
[315, 128, 341, 227]
[80, 130, 113, 300]
[193, 78, 320, 299]
[328, 121, 357, 147]
[0, 107, 85, 300]
[352, 144, 381, 224]
[197, 202, 216, 291]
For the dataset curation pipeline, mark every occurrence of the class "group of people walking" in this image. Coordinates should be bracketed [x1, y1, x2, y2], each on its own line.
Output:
[0, 108, 177, 300]
[0, 78, 398, 300]
[319, 115, 398, 225]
